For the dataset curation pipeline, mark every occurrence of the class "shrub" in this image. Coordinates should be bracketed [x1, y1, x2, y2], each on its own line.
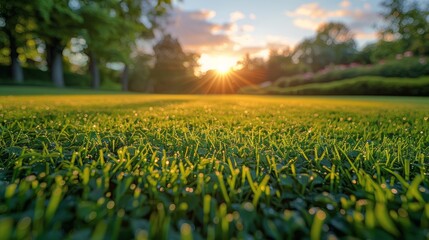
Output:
[274, 57, 429, 88]
[248, 76, 429, 96]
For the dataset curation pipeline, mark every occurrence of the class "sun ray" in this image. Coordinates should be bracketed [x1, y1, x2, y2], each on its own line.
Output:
[199, 54, 237, 74]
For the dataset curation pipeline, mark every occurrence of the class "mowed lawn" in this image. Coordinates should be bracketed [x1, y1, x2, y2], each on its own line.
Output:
[0, 94, 428, 239]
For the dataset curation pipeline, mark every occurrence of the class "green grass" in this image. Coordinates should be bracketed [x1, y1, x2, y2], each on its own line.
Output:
[1, 94, 429, 239]
[243, 76, 429, 96]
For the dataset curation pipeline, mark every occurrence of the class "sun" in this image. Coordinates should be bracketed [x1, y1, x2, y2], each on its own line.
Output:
[199, 54, 237, 74]
[214, 63, 232, 74]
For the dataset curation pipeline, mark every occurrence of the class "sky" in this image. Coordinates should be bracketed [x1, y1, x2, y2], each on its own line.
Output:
[164, 0, 384, 72]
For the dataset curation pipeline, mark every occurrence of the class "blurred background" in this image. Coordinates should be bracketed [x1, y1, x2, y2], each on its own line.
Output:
[0, 0, 428, 95]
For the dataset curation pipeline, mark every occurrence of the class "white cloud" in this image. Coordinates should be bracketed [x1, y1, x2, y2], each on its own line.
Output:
[230, 11, 246, 22]
[241, 24, 255, 32]
[293, 19, 320, 31]
[286, 3, 380, 33]
[286, 3, 346, 19]
[249, 13, 257, 20]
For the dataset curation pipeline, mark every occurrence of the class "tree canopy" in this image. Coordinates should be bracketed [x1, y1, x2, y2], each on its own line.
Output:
[292, 22, 357, 71]
[0, 0, 172, 88]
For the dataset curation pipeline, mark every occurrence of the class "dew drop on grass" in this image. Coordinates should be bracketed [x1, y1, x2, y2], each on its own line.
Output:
[308, 207, 318, 215]
[97, 198, 105, 205]
[316, 210, 326, 220]
[243, 202, 254, 212]
[106, 201, 115, 209]
[169, 204, 176, 211]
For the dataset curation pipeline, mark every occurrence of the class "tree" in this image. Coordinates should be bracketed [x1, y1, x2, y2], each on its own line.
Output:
[380, 0, 429, 55]
[76, 0, 171, 90]
[128, 53, 153, 92]
[266, 48, 308, 82]
[0, 1, 33, 83]
[235, 53, 267, 84]
[78, 0, 123, 90]
[35, 0, 83, 87]
[151, 34, 199, 93]
[116, 0, 169, 91]
[293, 22, 357, 71]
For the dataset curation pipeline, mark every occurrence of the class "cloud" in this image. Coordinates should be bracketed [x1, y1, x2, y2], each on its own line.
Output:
[340, 0, 351, 8]
[286, 3, 380, 32]
[162, 8, 261, 59]
[293, 19, 320, 31]
[241, 24, 255, 32]
[230, 11, 246, 22]
[187, 9, 216, 20]
[287, 3, 345, 19]
[164, 8, 233, 51]
[161, 8, 295, 65]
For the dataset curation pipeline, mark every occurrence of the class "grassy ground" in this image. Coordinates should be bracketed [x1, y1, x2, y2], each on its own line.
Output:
[1, 94, 428, 239]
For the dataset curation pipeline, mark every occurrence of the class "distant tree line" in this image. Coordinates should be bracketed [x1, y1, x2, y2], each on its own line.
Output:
[0, 0, 172, 89]
[264, 0, 429, 83]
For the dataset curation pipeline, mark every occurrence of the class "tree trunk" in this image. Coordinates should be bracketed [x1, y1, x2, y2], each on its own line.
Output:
[7, 30, 23, 83]
[121, 65, 129, 91]
[46, 44, 53, 72]
[49, 39, 65, 88]
[89, 51, 100, 90]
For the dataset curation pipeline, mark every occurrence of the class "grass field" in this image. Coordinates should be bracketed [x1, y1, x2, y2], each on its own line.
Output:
[1, 94, 428, 239]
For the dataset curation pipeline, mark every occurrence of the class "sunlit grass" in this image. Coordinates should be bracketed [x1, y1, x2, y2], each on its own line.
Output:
[0, 95, 428, 239]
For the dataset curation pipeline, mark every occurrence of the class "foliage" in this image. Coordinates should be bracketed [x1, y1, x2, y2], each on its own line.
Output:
[243, 76, 429, 96]
[380, 0, 429, 55]
[274, 57, 429, 88]
[292, 22, 357, 71]
[128, 53, 153, 92]
[355, 40, 406, 64]
[266, 49, 309, 82]
[0, 0, 172, 88]
[0, 95, 429, 239]
[151, 34, 199, 93]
